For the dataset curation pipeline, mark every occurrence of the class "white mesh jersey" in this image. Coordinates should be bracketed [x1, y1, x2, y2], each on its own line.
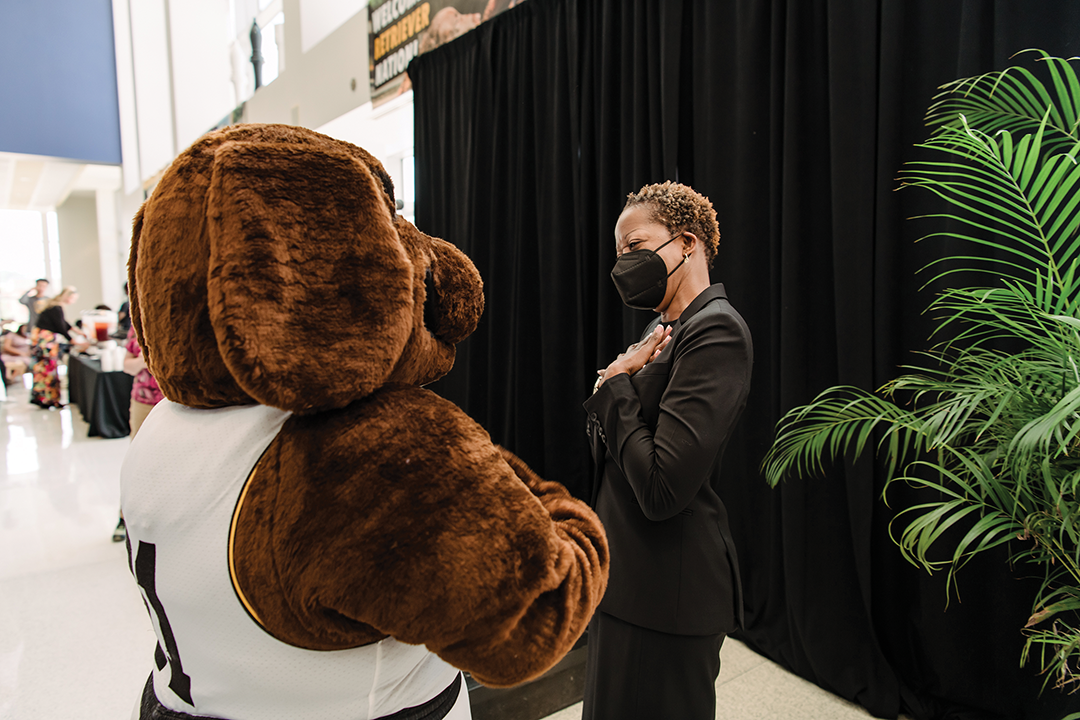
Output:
[121, 399, 467, 720]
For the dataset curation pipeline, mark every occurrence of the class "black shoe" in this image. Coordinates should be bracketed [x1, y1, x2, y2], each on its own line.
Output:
[112, 518, 127, 543]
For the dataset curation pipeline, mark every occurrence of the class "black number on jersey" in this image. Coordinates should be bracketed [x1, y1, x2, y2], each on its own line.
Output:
[129, 540, 195, 706]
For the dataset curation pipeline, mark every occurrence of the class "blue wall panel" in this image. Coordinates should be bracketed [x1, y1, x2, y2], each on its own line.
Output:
[0, 0, 122, 164]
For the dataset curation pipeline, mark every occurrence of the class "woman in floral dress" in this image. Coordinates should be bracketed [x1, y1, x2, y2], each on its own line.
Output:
[30, 287, 87, 408]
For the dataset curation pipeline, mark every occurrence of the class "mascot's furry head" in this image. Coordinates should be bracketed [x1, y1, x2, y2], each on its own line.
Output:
[129, 123, 483, 411]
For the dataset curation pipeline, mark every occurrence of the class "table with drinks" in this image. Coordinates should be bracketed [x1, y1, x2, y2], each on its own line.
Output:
[67, 309, 133, 438]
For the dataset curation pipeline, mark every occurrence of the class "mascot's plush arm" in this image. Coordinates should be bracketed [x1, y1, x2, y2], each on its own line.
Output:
[230, 384, 609, 687]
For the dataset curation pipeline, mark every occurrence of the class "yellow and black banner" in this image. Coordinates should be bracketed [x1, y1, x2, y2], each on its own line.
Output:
[370, 0, 429, 89]
[368, 0, 526, 102]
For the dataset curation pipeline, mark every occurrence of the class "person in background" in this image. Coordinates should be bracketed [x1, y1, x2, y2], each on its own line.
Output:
[116, 282, 131, 337]
[112, 325, 164, 542]
[18, 278, 49, 330]
[582, 182, 753, 720]
[30, 286, 88, 409]
[2, 325, 32, 385]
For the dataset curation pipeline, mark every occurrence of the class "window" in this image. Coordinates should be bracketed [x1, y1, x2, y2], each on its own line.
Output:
[0, 210, 58, 327]
[259, 11, 285, 86]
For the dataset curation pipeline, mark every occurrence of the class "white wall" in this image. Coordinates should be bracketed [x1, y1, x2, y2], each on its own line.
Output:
[168, 0, 236, 149]
[128, 0, 176, 183]
[116, 189, 144, 284]
[243, 0, 372, 130]
[55, 195, 104, 319]
[300, 0, 368, 53]
[115, 0, 240, 190]
[113, 0, 375, 191]
[112, 0, 140, 195]
[95, 190, 122, 311]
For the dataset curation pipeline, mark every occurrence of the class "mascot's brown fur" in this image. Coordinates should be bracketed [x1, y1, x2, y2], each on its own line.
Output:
[128, 123, 608, 687]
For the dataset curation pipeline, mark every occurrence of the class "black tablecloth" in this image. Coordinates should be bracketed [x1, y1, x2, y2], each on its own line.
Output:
[68, 354, 133, 438]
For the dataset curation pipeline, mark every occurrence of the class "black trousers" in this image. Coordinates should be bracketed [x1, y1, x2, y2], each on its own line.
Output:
[582, 610, 725, 720]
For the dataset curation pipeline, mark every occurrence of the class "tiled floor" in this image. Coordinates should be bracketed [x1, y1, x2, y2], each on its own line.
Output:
[0, 374, 895, 720]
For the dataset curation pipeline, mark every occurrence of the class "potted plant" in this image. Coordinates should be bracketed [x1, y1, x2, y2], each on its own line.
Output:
[763, 50, 1080, 698]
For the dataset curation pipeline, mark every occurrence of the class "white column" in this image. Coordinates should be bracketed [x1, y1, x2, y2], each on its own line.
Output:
[40, 211, 62, 291]
[130, 0, 177, 184]
[40, 212, 53, 285]
[96, 189, 123, 310]
[112, 0, 142, 195]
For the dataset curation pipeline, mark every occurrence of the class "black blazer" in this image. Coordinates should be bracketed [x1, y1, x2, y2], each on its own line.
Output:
[583, 284, 752, 635]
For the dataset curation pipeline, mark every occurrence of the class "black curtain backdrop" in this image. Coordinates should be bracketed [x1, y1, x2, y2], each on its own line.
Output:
[409, 2, 1080, 718]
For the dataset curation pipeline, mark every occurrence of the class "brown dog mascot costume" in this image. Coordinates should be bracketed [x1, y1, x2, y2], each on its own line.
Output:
[120, 123, 609, 720]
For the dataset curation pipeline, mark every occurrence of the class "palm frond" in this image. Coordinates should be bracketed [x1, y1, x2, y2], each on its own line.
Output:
[1021, 619, 1080, 694]
[765, 51, 1080, 688]
[761, 387, 926, 487]
[901, 117, 1080, 309]
[926, 50, 1080, 152]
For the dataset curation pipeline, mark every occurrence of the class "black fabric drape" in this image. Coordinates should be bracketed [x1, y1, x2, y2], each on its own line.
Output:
[410, 2, 1080, 718]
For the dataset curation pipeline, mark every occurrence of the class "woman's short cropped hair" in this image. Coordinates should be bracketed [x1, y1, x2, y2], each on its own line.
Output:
[623, 181, 720, 268]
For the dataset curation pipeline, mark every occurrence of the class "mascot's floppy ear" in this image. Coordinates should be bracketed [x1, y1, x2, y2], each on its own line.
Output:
[205, 140, 414, 413]
[128, 204, 146, 367]
[128, 139, 255, 410]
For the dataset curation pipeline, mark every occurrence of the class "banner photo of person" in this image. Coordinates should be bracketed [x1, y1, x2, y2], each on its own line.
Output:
[368, 0, 526, 104]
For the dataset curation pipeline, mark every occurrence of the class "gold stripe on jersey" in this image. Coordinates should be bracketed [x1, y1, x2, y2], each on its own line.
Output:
[228, 457, 266, 628]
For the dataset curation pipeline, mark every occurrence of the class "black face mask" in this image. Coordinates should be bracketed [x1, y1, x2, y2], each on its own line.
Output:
[610, 234, 687, 310]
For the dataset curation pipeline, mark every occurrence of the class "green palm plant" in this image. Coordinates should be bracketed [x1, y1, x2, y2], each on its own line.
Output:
[763, 50, 1080, 698]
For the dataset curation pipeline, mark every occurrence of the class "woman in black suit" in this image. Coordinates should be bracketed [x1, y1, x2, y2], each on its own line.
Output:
[582, 182, 753, 720]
